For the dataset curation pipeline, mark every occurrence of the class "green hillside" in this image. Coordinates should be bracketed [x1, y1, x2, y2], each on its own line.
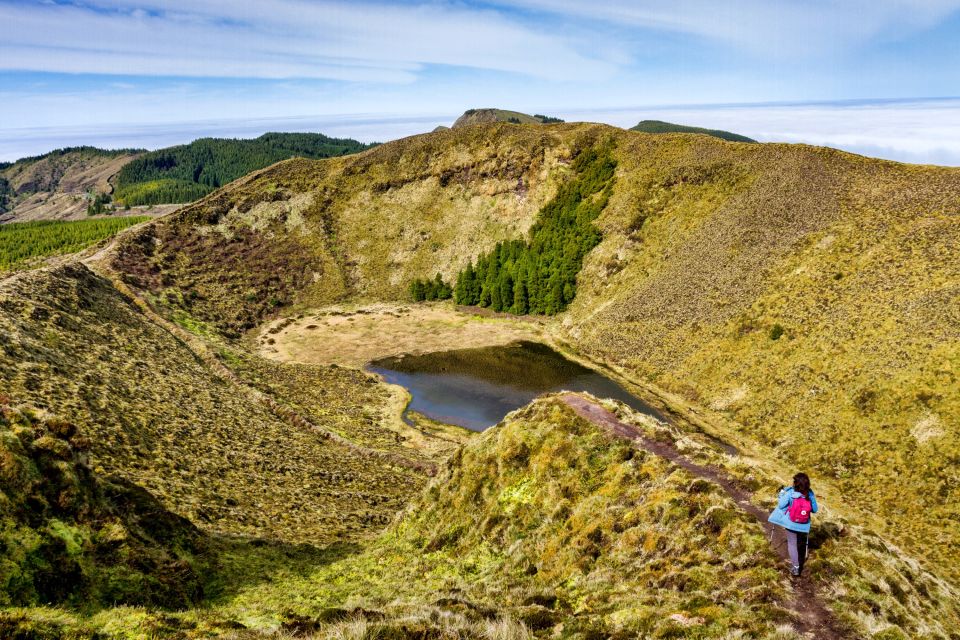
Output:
[113, 132, 375, 206]
[631, 119, 757, 142]
[0, 399, 209, 609]
[2, 122, 959, 637]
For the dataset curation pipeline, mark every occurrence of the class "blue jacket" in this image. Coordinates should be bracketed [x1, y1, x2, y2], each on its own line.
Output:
[768, 487, 818, 533]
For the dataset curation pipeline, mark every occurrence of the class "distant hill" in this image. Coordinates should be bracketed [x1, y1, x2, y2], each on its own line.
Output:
[0, 147, 146, 222]
[631, 119, 756, 142]
[452, 108, 564, 128]
[113, 132, 376, 206]
[0, 134, 374, 222]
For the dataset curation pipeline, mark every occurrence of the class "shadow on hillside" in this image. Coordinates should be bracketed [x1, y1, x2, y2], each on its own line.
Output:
[201, 535, 363, 603]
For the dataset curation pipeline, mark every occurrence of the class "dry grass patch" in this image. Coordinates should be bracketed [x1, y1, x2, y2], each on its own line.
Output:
[256, 302, 544, 367]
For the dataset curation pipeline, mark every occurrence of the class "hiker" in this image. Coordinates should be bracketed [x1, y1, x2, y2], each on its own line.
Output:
[768, 472, 818, 576]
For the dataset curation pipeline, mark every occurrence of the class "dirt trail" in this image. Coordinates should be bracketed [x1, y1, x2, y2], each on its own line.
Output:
[561, 393, 846, 640]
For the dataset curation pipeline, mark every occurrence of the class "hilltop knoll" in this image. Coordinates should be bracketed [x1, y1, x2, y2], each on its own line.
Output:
[453, 108, 564, 128]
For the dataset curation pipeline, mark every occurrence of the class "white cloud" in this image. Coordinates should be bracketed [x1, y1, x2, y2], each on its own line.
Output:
[500, 0, 960, 57]
[561, 98, 960, 165]
[0, 0, 615, 81]
[3, 98, 959, 166]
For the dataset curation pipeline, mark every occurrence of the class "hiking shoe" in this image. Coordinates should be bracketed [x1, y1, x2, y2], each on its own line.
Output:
[790, 565, 801, 577]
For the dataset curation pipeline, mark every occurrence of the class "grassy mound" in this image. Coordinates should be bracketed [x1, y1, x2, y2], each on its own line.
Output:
[189, 395, 794, 638]
[0, 399, 207, 609]
[3, 396, 959, 638]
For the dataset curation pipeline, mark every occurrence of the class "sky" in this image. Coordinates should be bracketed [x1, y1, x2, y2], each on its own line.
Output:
[2, 0, 960, 164]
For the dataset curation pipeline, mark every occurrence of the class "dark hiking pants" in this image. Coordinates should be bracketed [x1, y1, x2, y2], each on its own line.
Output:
[786, 529, 808, 570]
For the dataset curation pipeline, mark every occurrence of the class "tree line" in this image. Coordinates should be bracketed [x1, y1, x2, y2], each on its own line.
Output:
[113, 133, 375, 206]
[409, 274, 453, 301]
[440, 144, 616, 315]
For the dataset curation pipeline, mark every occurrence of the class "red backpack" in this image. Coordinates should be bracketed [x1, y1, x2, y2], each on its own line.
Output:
[788, 493, 812, 524]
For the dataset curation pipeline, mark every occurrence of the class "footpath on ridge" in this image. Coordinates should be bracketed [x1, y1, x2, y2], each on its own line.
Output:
[560, 393, 846, 640]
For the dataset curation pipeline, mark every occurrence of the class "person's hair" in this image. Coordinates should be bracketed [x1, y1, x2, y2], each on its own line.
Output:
[793, 472, 811, 497]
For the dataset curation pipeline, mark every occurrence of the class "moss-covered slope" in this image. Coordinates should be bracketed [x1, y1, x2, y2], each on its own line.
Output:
[168, 395, 796, 638]
[0, 264, 433, 546]
[0, 400, 207, 609]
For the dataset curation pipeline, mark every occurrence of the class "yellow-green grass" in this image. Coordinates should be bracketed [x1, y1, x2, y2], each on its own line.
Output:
[0, 264, 437, 546]
[0, 396, 794, 638]
[601, 397, 960, 638]
[9, 395, 957, 639]
[0, 122, 947, 637]
[568, 133, 960, 579]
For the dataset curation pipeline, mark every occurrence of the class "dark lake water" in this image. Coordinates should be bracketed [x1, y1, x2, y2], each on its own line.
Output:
[367, 341, 667, 431]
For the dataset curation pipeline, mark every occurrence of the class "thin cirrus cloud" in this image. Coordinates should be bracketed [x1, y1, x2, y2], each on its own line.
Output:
[498, 0, 960, 56]
[0, 0, 614, 82]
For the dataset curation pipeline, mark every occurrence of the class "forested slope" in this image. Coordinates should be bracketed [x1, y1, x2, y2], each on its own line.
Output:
[0, 133, 373, 222]
[113, 132, 375, 205]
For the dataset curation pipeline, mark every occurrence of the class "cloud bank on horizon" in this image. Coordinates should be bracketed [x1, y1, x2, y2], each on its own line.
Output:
[1, 0, 959, 163]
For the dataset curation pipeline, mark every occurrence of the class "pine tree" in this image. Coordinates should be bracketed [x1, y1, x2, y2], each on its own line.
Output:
[498, 272, 513, 312]
[409, 279, 425, 301]
[454, 262, 475, 304]
[450, 143, 615, 316]
[513, 277, 528, 314]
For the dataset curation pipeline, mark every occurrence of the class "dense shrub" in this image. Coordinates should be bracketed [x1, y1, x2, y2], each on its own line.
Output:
[0, 176, 10, 214]
[410, 273, 453, 301]
[769, 324, 785, 340]
[85, 191, 112, 216]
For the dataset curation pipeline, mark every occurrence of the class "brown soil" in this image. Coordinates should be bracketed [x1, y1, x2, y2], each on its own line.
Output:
[561, 393, 848, 640]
